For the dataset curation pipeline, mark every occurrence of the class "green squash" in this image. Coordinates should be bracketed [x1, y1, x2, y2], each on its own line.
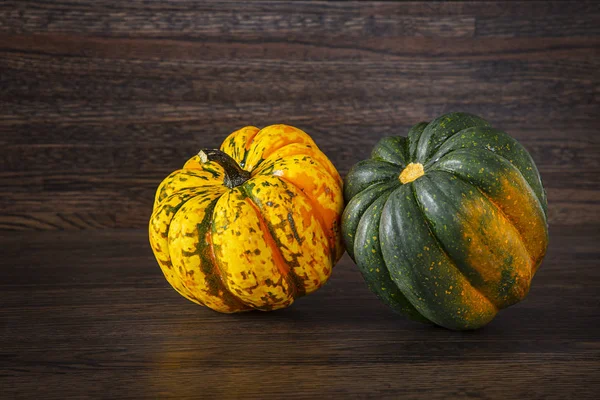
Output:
[342, 112, 548, 330]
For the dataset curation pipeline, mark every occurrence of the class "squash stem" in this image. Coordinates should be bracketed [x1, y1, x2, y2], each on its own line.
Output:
[198, 149, 251, 188]
[399, 162, 425, 184]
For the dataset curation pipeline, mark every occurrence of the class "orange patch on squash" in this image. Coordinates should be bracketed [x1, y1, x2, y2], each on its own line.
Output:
[244, 196, 296, 297]
[488, 172, 548, 273]
[458, 194, 532, 308]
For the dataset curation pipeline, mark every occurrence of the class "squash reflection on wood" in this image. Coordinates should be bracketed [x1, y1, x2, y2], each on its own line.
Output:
[342, 112, 549, 330]
[149, 125, 344, 312]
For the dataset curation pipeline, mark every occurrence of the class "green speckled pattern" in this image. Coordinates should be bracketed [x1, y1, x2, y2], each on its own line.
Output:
[354, 191, 429, 322]
[342, 112, 549, 330]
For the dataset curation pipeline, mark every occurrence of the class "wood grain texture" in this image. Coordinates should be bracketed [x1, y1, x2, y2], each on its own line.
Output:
[1, 1, 599, 231]
[0, 3, 599, 396]
[1, 227, 599, 399]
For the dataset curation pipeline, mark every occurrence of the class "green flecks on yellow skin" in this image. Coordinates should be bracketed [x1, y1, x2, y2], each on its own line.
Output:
[149, 124, 344, 313]
[219, 126, 260, 167]
[220, 124, 344, 263]
[254, 152, 344, 263]
[153, 167, 225, 209]
[245, 175, 332, 296]
[211, 188, 295, 310]
[243, 125, 316, 172]
[168, 191, 250, 313]
[259, 142, 342, 188]
[149, 188, 211, 303]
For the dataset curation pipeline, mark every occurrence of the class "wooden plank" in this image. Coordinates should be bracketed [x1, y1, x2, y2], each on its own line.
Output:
[0, 100, 597, 139]
[2, 1, 598, 16]
[1, 137, 597, 172]
[0, 212, 116, 230]
[1, 52, 597, 107]
[1, 2, 599, 398]
[0, 227, 599, 398]
[0, 181, 597, 229]
[1, 33, 598, 62]
[476, 15, 600, 37]
[1, 1, 598, 38]
[0, 2, 598, 231]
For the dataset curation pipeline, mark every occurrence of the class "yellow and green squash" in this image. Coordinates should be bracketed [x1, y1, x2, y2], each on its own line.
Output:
[342, 112, 548, 330]
[150, 125, 344, 312]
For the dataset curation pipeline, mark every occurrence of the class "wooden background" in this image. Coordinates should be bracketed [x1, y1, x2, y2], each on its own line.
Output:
[1, 1, 599, 399]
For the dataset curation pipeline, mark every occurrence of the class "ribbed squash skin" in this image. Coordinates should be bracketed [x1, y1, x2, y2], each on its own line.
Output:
[342, 112, 548, 330]
[149, 125, 344, 313]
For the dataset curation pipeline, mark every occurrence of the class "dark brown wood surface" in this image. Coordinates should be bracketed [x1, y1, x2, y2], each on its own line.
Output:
[2, 228, 600, 399]
[1, 1, 599, 398]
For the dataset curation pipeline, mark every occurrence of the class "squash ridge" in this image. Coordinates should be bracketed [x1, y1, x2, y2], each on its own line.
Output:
[243, 195, 300, 299]
[342, 180, 398, 261]
[427, 130, 547, 215]
[152, 188, 208, 303]
[433, 148, 546, 265]
[256, 148, 342, 192]
[410, 181, 499, 311]
[203, 197, 250, 311]
[375, 188, 430, 321]
[274, 174, 336, 264]
[445, 171, 536, 268]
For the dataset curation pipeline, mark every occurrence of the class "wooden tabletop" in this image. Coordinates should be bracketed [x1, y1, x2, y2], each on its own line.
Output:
[2, 227, 599, 398]
[1, 1, 599, 398]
